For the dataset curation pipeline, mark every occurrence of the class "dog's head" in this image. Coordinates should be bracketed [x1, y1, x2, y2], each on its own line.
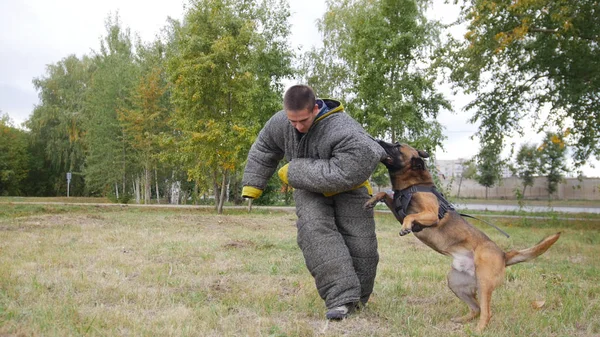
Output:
[377, 140, 430, 173]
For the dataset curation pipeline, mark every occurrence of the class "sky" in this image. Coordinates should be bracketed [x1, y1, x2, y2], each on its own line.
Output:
[1, 0, 598, 177]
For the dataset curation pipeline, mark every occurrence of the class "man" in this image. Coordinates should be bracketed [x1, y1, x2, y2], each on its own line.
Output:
[241, 85, 386, 320]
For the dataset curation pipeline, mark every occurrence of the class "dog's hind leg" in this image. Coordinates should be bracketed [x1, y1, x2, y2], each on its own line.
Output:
[474, 244, 505, 332]
[447, 267, 480, 324]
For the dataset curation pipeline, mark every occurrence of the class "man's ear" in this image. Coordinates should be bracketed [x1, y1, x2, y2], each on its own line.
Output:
[417, 150, 429, 158]
[312, 104, 320, 114]
[411, 157, 426, 170]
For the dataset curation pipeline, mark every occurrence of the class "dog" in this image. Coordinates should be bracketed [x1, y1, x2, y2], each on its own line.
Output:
[364, 140, 560, 332]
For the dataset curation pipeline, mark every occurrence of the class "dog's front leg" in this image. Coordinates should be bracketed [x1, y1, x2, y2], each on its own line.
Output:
[363, 192, 392, 209]
[399, 211, 439, 236]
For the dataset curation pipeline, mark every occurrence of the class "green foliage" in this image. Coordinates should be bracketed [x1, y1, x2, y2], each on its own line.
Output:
[371, 165, 390, 191]
[301, 0, 450, 152]
[0, 114, 29, 195]
[27, 54, 91, 195]
[83, 15, 139, 196]
[446, 0, 600, 167]
[538, 131, 568, 197]
[252, 174, 282, 206]
[118, 40, 172, 203]
[513, 143, 541, 196]
[513, 186, 524, 210]
[462, 159, 478, 179]
[475, 142, 503, 198]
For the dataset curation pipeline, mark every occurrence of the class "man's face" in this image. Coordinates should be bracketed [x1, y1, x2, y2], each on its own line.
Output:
[286, 104, 319, 133]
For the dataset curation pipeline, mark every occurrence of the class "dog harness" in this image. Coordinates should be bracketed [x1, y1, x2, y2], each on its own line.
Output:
[392, 184, 510, 238]
[393, 185, 454, 222]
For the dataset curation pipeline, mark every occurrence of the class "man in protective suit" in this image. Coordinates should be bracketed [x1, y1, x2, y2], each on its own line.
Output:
[242, 85, 386, 320]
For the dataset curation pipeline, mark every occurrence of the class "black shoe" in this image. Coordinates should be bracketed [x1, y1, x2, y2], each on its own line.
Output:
[325, 303, 356, 320]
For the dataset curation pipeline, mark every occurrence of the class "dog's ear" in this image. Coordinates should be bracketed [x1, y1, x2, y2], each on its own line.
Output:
[411, 157, 426, 170]
[417, 150, 429, 158]
[382, 155, 394, 165]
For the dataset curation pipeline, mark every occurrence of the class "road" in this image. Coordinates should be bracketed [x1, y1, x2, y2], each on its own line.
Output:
[2, 201, 599, 219]
[454, 203, 600, 214]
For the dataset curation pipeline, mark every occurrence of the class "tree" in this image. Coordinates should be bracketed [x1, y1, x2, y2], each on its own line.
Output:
[83, 15, 139, 198]
[475, 142, 503, 199]
[166, 0, 293, 213]
[27, 54, 91, 195]
[0, 114, 30, 195]
[371, 165, 391, 192]
[446, 0, 600, 168]
[456, 158, 476, 198]
[538, 131, 568, 198]
[512, 143, 541, 197]
[118, 40, 171, 204]
[301, 0, 450, 153]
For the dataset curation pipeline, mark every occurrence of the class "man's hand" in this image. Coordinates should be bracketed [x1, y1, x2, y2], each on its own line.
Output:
[241, 186, 263, 199]
[278, 163, 289, 185]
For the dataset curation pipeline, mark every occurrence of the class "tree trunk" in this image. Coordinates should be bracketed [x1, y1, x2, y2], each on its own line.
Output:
[171, 181, 180, 205]
[134, 175, 141, 204]
[213, 170, 220, 211]
[155, 169, 160, 204]
[144, 167, 151, 204]
[226, 175, 230, 203]
[115, 183, 119, 200]
[217, 171, 227, 214]
[170, 171, 180, 205]
[457, 175, 464, 198]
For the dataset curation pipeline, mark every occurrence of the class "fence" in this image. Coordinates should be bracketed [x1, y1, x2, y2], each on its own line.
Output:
[441, 176, 600, 200]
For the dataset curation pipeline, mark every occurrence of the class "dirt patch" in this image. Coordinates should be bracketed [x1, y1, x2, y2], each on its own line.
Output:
[223, 239, 257, 249]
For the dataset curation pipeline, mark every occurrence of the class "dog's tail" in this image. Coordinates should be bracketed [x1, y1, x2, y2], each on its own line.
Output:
[505, 232, 561, 266]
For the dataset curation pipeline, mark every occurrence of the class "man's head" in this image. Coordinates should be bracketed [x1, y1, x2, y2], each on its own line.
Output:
[284, 85, 319, 133]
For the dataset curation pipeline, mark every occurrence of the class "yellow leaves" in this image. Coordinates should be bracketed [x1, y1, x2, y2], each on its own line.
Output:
[494, 32, 510, 53]
[531, 300, 546, 309]
[464, 30, 476, 41]
[494, 17, 530, 53]
[551, 135, 566, 149]
[537, 143, 545, 152]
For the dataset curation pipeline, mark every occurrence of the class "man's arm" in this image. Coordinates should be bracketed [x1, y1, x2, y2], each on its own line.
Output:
[241, 114, 285, 198]
[287, 133, 385, 194]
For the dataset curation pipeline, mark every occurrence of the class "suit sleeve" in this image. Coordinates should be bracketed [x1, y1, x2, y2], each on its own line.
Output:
[287, 132, 386, 194]
[241, 114, 285, 192]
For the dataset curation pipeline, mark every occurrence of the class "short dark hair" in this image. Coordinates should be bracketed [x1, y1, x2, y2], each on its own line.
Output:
[283, 85, 316, 111]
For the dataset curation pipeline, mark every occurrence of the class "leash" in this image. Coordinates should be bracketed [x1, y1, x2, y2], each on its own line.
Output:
[458, 213, 511, 238]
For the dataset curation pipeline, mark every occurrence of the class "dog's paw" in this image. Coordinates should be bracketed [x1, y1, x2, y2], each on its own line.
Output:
[399, 228, 412, 236]
[363, 199, 379, 210]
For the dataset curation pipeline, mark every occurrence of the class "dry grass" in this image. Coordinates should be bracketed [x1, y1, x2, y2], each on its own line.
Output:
[0, 204, 599, 336]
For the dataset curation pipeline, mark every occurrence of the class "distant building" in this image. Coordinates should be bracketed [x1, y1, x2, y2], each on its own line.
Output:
[435, 159, 466, 178]
[434, 159, 513, 179]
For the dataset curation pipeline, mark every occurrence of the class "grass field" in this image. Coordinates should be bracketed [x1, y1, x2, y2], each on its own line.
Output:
[0, 204, 599, 336]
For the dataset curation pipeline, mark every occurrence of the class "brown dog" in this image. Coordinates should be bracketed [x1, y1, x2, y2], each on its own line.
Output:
[364, 140, 560, 332]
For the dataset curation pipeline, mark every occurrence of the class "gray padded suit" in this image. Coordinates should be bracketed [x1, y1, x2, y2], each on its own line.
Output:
[242, 99, 387, 309]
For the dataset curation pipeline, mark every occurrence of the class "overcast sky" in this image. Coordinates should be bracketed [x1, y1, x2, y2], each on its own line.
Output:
[1, 0, 597, 177]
